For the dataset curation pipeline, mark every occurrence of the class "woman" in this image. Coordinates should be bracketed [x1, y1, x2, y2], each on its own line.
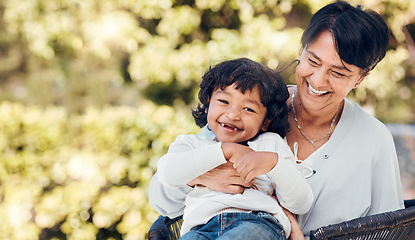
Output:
[149, 1, 404, 238]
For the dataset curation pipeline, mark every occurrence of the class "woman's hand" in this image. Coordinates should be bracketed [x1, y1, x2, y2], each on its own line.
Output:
[188, 161, 253, 194]
[282, 208, 305, 240]
[187, 143, 260, 194]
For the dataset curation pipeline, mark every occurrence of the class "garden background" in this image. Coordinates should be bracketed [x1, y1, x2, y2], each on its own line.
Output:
[0, 0, 414, 239]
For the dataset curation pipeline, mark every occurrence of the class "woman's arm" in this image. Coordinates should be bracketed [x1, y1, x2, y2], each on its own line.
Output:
[282, 208, 306, 240]
[368, 128, 404, 213]
[189, 161, 253, 193]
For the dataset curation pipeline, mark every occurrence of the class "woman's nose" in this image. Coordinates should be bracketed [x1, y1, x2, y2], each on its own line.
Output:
[310, 68, 327, 86]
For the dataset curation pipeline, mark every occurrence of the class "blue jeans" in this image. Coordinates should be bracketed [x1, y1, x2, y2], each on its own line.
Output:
[180, 212, 286, 240]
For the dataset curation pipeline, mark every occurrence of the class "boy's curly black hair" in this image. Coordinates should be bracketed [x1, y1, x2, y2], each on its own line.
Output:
[192, 58, 289, 138]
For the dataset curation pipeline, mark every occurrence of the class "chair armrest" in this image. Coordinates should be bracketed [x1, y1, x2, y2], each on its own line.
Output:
[310, 205, 415, 240]
[148, 215, 183, 240]
[404, 199, 415, 208]
[148, 215, 170, 240]
[149, 200, 415, 240]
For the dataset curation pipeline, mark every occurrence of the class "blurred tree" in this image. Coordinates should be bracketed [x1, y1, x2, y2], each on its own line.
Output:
[0, 0, 413, 121]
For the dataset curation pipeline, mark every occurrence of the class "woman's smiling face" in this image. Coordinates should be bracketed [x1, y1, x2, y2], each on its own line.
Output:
[207, 83, 269, 143]
[295, 30, 367, 112]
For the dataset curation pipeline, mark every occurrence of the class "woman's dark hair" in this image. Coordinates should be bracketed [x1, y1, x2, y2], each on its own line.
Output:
[301, 1, 389, 73]
[192, 58, 289, 137]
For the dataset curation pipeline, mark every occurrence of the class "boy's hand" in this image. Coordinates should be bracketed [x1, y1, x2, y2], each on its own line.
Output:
[232, 152, 278, 182]
[221, 142, 254, 164]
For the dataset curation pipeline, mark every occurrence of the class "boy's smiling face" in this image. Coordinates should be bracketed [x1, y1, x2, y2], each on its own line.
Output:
[207, 83, 270, 143]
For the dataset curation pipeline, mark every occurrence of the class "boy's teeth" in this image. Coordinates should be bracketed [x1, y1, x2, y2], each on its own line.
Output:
[309, 85, 328, 95]
[221, 123, 237, 131]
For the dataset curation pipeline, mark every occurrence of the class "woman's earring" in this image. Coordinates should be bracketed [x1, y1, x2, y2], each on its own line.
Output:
[355, 83, 359, 87]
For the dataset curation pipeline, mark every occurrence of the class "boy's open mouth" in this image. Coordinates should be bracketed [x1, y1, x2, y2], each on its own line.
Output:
[220, 123, 240, 132]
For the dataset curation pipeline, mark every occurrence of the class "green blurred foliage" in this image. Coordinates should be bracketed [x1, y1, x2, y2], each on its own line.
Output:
[0, 0, 414, 239]
[0, 101, 199, 239]
[1, 0, 413, 122]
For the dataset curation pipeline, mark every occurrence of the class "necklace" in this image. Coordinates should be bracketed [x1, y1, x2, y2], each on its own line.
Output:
[291, 90, 341, 149]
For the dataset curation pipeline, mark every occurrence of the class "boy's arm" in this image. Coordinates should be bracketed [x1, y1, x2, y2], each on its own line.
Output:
[182, 126, 253, 193]
[230, 151, 278, 182]
[150, 134, 226, 217]
[149, 158, 253, 217]
[157, 134, 226, 188]
[149, 130, 253, 217]
[246, 133, 314, 214]
[148, 173, 190, 218]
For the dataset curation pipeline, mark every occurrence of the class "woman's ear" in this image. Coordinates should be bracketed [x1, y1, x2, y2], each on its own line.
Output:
[354, 71, 368, 88]
[261, 119, 272, 131]
[354, 78, 365, 88]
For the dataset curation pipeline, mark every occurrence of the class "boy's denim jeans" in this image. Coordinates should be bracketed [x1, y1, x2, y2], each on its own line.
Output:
[180, 211, 286, 240]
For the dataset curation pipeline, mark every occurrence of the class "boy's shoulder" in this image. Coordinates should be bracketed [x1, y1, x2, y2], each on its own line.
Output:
[196, 125, 215, 139]
[248, 132, 286, 151]
[175, 133, 208, 142]
[255, 132, 285, 141]
[174, 127, 215, 144]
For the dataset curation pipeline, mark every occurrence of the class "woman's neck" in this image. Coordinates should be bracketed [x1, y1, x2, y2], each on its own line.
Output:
[287, 89, 343, 157]
[292, 92, 343, 127]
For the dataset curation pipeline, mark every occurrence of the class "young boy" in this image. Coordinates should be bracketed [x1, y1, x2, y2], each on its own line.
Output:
[153, 58, 313, 239]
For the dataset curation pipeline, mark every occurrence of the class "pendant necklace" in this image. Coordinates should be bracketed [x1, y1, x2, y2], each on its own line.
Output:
[291, 90, 341, 149]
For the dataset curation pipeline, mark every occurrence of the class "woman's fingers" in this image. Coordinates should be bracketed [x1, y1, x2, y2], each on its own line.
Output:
[191, 162, 252, 194]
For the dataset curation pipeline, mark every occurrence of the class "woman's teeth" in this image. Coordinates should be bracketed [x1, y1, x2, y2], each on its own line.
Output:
[309, 84, 328, 96]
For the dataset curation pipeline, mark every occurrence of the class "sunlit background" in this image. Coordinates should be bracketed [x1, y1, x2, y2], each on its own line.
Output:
[0, 0, 414, 239]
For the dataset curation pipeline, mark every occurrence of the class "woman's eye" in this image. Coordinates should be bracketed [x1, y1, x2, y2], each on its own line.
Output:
[308, 58, 319, 66]
[332, 71, 346, 78]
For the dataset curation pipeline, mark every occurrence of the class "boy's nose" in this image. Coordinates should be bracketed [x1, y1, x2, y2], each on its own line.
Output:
[226, 109, 241, 120]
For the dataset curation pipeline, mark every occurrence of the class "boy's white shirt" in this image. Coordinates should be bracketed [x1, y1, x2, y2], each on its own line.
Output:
[157, 131, 314, 238]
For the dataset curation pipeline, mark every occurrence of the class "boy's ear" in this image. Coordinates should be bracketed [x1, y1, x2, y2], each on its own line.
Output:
[261, 119, 272, 131]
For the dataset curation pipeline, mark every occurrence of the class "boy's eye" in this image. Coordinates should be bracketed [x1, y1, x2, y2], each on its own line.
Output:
[243, 107, 256, 113]
[218, 99, 228, 104]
